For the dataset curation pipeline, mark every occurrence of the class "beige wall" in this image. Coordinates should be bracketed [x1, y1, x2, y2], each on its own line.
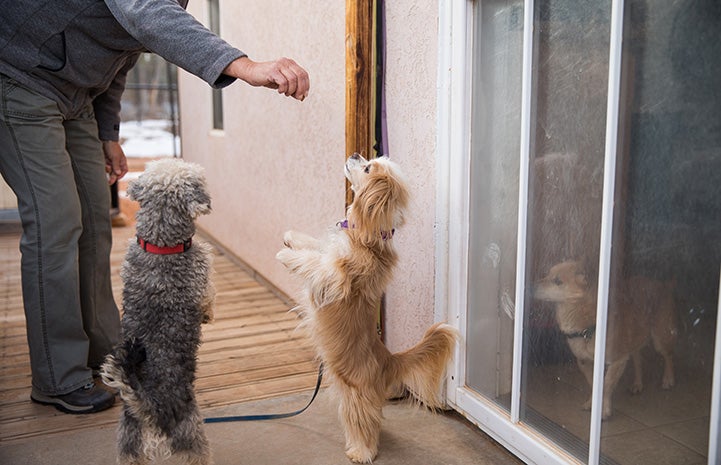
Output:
[381, 2, 440, 352]
[179, 1, 441, 352]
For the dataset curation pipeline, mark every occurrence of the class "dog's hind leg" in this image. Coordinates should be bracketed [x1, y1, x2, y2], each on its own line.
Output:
[651, 304, 677, 390]
[117, 407, 149, 465]
[170, 412, 211, 465]
[339, 388, 383, 464]
[653, 335, 676, 389]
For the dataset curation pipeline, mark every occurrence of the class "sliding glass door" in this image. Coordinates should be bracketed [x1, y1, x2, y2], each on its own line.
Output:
[443, 1, 721, 464]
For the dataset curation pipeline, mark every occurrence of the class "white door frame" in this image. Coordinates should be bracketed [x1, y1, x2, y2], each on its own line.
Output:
[436, 1, 575, 463]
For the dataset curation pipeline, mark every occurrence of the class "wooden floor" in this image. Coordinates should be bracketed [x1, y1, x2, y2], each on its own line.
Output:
[0, 221, 319, 445]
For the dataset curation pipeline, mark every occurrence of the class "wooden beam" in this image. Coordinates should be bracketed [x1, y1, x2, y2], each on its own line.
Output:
[345, 0, 375, 207]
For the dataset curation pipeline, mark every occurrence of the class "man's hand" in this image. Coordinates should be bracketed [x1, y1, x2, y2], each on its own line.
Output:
[102, 140, 128, 185]
[224, 56, 310, 101]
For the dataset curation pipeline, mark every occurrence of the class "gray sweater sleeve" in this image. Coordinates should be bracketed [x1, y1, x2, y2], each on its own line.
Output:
[103, 0, 246, 88]
[94, 56, 140, 141]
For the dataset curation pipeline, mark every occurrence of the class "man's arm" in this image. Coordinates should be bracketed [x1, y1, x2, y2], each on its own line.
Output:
[104, 0, 308, 99]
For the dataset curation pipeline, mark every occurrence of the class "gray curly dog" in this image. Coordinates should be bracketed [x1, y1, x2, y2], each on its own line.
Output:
[102, 159, 216, 465]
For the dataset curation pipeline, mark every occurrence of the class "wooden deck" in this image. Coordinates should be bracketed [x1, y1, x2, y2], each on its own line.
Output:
[0, 221, 319, 445]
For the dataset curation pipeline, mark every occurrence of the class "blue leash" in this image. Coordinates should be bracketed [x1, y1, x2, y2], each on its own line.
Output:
[203, 363, 323, 424]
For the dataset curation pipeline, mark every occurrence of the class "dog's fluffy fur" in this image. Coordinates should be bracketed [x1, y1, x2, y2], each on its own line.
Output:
[535, 260, 677, 419]
[276, 154, 458, 463]
[101, 159, 215, 465]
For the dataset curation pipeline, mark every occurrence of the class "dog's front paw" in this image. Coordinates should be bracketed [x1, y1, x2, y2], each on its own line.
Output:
[276, 248, 290, 265]
[276, 248, 300, 271]
[283, 230, 296, 249]
[282, 230, 321, 251]
[345, 446, 377, 464]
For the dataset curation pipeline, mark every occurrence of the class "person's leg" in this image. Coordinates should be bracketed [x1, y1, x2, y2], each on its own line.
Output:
[110, 180, 128, 227]
[0, 75, 116, 415]
[63, 104, 120, 370]
[0, 74, 94, 395]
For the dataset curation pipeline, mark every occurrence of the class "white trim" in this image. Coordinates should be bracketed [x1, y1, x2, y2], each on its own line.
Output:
[708, 267, 721, 464]
[456, 389, 580, 465]
[587, 0, 625, 463]
[434, 0, 452, 329]
[510, 0, 535, 424]
[438, 0, 474, 404]
[436, 0, 460, 406]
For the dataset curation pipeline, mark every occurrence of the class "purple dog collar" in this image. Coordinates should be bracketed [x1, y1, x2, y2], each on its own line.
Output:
[337, 219, 394, 240]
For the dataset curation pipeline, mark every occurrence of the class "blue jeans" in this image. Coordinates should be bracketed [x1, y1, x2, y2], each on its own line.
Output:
[0, 74, 120, 396]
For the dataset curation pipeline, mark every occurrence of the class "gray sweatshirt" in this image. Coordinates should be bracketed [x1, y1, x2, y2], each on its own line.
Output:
[0, 0, 246, 140]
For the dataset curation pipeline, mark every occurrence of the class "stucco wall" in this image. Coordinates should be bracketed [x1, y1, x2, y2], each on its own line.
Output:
[381, 2, 440, 352]
[179, 0, 346, 293]
[178, 1, 441, 353]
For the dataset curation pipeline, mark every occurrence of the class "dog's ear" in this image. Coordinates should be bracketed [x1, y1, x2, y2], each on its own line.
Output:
[126, 178, 149, 204]
[178, 173, 211, 218]
[187, 188, 212, 218]
[574, 257, 597, 289]
[574, 269, 588, 288]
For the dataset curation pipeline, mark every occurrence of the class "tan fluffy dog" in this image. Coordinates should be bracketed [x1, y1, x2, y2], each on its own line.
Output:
[535, 260, 677, 419]
[276, 154, 458, 463]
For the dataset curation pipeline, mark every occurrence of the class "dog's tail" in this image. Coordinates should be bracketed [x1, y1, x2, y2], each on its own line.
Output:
[388, 323, 459, 409]
[100, 338, 147, 411]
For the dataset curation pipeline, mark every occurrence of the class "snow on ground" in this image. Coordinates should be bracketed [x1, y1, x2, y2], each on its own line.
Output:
[119, 119, 179, 158]
[116, 120, 179, 201]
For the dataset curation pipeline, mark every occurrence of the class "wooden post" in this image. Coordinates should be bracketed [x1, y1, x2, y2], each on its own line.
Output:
[345, 0, 375, 207]
[346, 0, 385, 338]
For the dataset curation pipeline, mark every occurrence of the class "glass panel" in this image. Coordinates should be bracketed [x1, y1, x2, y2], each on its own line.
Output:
[523, 0, 610, 462]
[466, 0, 524, 410]
[599, 1, 721, 464]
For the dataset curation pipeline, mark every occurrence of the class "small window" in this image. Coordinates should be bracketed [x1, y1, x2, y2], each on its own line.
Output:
[208, 0, 223, 130]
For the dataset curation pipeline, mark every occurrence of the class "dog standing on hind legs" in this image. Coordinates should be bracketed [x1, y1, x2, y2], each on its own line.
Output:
[277, 153, 459, 463]
[101, 159, 215, 465]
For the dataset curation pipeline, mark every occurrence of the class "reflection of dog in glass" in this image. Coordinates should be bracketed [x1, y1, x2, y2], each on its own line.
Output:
[277, 154, 458, 463]
[535, 260, 677, 419]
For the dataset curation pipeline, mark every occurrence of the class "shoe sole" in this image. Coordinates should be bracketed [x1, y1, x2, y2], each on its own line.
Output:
[31, 392, 115, 414]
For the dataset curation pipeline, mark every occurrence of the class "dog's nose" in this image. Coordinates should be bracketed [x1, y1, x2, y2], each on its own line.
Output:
[350, 153, 361, 161]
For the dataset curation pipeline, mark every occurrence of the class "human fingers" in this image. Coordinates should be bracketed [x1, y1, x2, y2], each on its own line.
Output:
[115, 151, 128, 180]
[275, 58, 309, 100]
[277, 66, 298, 98]
[107, 169, 118, 185]
[268, 60, 290, 96]
[273, 58, 310, 100]
[288, 60, 310, 100]
[102, 140, 128, 183]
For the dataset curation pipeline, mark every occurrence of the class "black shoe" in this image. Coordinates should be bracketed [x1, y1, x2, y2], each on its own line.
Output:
[31, 382, 115, 414]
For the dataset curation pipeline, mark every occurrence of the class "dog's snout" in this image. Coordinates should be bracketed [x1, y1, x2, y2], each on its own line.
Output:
[350, 153, 361, 161]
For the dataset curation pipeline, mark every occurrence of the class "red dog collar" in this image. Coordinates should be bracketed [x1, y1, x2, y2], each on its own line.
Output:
[137, 236, 192, 255]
